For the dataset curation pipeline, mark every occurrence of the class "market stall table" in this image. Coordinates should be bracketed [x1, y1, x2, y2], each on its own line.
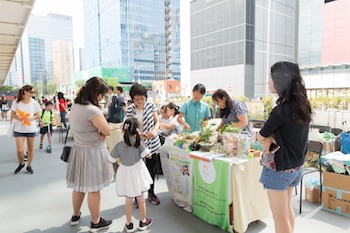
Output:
[160, 145, 270, 233]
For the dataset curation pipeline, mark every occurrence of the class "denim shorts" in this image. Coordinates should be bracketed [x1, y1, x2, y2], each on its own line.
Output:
[259, 166, 303, 191]
[14, 132, 36, 138]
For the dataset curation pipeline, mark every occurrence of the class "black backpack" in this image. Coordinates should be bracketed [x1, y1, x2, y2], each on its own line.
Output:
[107, 96, 121, 123]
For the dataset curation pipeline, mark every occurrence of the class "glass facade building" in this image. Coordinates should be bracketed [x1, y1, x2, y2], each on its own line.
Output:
[298, 0, 323, 66]
[5, 13, 74, 88]
[28, 37, 46, 83]
[83, 0, 180, 82]
[189, 0, 297, 98]
[298, 0, 350, 97]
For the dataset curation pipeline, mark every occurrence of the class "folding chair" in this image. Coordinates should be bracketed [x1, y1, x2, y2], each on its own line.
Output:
[299, 141, 323, 213]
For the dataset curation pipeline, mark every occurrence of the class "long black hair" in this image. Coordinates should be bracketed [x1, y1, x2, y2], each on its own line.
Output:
[57, 92, 65, 100]
[270, 61, 312, 124]
[123, 117, 141, 148]
[212, 89, 233, 118]
[74, 77, 109, 107]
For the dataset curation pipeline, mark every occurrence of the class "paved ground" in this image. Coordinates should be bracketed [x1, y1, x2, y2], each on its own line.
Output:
[0, 119, 349, 233]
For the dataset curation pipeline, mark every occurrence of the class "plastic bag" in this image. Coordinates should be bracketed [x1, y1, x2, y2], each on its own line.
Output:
[6, 121, 15, 138]
[341, 132, 350, 154]
[304, 175, 321, 189]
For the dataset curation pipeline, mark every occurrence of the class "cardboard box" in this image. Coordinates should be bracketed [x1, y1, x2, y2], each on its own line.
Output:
[322, 172, 350, 217]
[323, 172, 350, 191]
[305, 187, 321, 203]
[249, 149, 261, 158]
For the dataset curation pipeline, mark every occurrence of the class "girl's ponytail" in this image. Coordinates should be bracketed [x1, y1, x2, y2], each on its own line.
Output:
[123, 118, 140, 148]
[123, 122, 132, 147]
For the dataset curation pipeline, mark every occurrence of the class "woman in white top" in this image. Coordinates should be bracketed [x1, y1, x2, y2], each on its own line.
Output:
[11, 85, 40, 174]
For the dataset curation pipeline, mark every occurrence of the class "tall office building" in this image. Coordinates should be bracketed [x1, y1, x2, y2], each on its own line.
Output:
[299, 0, 350, 97]
[82, 0, 180, 83]
[28, 37, 45, 83]
[53, 41, 74, 91]
[5, 13, 74, 90]
[165, 0, 181, 80]
[188, 0, 298, 98]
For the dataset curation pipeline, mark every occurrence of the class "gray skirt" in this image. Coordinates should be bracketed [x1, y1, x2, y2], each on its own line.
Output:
[66, 144, 114, 193]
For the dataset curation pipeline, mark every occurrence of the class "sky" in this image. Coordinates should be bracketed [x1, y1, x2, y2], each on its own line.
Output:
[31, 0, 84, 71]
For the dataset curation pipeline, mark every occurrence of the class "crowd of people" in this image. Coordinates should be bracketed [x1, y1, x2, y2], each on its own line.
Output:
[5, 60, 311, 233]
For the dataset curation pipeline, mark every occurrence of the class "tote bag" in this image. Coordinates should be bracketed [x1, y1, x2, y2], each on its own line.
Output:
[6, 121, 16, 138]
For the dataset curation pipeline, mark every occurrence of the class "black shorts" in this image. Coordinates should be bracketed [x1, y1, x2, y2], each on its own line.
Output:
[40, 125, 53, 135]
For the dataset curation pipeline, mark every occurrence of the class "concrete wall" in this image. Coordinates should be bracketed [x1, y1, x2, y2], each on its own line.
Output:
[312, 109, 350, 129]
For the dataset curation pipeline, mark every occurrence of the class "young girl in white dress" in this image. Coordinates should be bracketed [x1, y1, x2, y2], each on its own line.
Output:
[108, 118, 153, 233]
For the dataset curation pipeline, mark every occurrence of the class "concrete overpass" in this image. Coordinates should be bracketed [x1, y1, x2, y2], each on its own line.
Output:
[0, 0, 36, 86]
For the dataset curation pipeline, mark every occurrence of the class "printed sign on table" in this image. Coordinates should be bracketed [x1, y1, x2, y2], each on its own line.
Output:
[160, 146, 193, 211]
[192, 159, 231, 232]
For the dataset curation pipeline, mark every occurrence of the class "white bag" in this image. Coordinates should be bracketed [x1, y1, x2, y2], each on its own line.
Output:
[6, 121, 15, 138]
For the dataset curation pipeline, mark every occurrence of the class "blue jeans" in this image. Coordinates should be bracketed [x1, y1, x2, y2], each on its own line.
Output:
[259, 166, 303, 191]
[60, 111, 67, 128]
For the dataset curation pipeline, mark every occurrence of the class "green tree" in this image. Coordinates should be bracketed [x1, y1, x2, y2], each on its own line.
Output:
[75, 80, 85, 89]
[42, 75, 48, 96]
[0, 85, 14, 91]
[261, 96, 273, 119]
[32, 81, 41, 99]
[46, 80, 57, 96]
[103, 77, 119, 88]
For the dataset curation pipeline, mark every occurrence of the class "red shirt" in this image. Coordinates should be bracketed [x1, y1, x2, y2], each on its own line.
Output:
[59, 98, 67, 112]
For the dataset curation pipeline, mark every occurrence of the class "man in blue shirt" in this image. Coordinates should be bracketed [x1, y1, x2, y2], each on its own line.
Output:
[177, 83, 211, 133]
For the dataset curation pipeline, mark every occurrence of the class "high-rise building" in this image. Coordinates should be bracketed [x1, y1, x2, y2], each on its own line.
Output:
[187, 0, 298, 98]
[82, 0, 180, 83]
[165, 0, 181, 81]
[28, 37, 45, 83]
[5, 13, 74, 90]
[299, 0, 350, 97]
[53, 41, 74, 93]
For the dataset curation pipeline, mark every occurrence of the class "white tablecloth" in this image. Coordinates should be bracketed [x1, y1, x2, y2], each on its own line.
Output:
[160, 145, 270, 233]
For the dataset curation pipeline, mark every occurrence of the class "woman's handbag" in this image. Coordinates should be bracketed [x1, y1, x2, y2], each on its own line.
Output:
[60, 146, 71, 162]
[60, 126, 71, 162]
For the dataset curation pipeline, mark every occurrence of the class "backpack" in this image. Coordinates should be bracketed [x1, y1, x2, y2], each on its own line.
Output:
[40, 110, 53, 125]
[107, 96, 121, 123]
[111, 95, 119, 108]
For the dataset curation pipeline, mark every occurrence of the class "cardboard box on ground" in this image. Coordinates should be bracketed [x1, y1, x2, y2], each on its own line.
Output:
[304, 175, 321, 203]
[322, 171, 350, 218]
[306, 187, 321, 203]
